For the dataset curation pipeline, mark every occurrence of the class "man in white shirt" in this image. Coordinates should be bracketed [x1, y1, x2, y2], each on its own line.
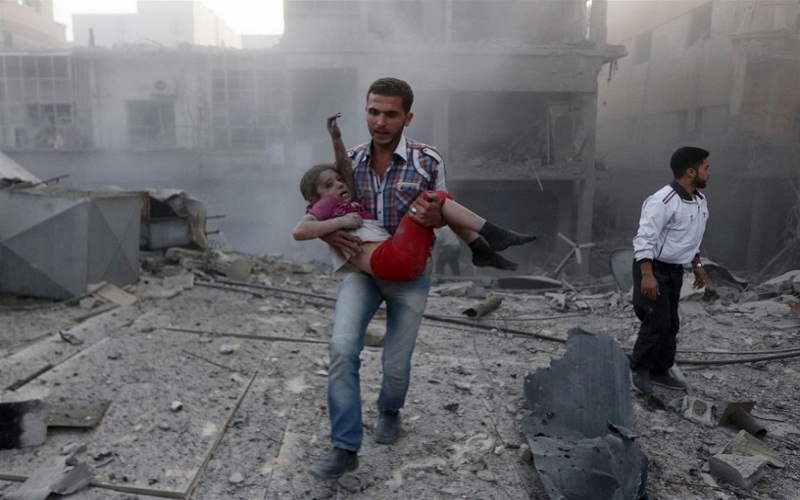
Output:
[630, 146, 710, 394]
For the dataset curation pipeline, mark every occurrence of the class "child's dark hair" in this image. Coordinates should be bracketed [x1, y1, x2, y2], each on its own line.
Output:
[299, 163, 335, 203]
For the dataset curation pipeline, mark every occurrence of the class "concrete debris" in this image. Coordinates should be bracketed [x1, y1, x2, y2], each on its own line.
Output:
[465, 285, 489, 299]
[225, 258, 252, 282]
[722, 430, 786, 468]
[78, 296, 101, 310]
[60, 443, 86, 456]
[543, 292, 594, 311]
[1, 388, 47, 449]
[47, 399, 110, 428]
[680, 273, 705, 301]
[707, 453, 768, 489]
[431, 281, 475, 296]
[543, 292, 566, 310]
[699, 472, 719, 488]
[163, 273, 195, 291]
[495, 275, 563, 290]
[92, 282, 138, 307]
[758, 270, 800, 295]
[669, 396, 716, 425]
[453, 380, 472, 391]
[170, 401, 183, 412]
[228, 471, 244, 484]
[219, 344, 236, 355]
[735, 300, 792, 318]
[703, 259, 750, 291]
[4, 450, 92, 500]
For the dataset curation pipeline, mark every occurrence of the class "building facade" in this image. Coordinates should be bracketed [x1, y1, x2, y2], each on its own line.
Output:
[597, 0, 800, 272]
[72, 0, 240, 49]
[0, 0, 67, 50]
[1, 1, 624, 271]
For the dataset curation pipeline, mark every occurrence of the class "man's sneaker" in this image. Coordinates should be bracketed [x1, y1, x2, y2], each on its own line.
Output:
[630, 367, 653, 394]
[651, 374, 687, 390]
[308, 447, 358, 480]
[374, 410, 401, 444]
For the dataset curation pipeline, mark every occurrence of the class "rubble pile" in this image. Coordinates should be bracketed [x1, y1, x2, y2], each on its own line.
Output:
[0, 246, 798, 498]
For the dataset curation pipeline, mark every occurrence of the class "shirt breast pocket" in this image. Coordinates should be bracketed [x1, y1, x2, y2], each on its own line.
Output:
[394, 181, 423, 213]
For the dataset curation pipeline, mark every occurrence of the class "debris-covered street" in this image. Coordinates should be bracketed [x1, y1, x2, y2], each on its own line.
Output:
[2, 0, 800, 498]
[2, 248, 799, 499]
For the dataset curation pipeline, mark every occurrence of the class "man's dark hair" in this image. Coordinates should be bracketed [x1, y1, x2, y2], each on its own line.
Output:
[299, 163, 335, 204]
[670, 146, 709, 178]
[367, 77, 414, 113]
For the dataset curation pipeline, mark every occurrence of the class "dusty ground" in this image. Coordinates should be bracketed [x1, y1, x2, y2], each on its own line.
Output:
[1, 251, 799, 500]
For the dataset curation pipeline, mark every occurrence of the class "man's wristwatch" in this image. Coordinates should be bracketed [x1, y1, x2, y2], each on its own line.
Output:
[694, 262, 703, 269]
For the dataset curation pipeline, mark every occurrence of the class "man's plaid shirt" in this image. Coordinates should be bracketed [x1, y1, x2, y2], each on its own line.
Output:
[348, 136, 447, 235]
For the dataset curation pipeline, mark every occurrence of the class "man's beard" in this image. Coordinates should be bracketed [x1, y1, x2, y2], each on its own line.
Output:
[695, 178, 707, 189]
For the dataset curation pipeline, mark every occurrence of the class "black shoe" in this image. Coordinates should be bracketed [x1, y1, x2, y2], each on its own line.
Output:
[308, 447, 358, 480]
[630, 368, 653, 394]
[651, 374, 687, 390]
[374, 410, 401, 444]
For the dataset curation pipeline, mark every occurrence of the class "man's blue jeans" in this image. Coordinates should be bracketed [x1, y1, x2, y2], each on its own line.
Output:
[327, 270, 431, 451]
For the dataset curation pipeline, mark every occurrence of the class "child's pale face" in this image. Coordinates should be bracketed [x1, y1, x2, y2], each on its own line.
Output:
[316, 169, 352, 202]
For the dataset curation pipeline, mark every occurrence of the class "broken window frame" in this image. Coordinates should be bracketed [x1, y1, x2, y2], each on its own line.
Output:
[210, 53, 285, 151]
[0, 54, 84, 150]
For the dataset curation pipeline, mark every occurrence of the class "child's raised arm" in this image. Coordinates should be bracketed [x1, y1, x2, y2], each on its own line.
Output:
[327, 113, 358, 201]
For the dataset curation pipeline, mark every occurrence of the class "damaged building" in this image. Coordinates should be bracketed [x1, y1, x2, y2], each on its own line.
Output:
[597, 0, 800, 275]
[0, 0, 624, 274]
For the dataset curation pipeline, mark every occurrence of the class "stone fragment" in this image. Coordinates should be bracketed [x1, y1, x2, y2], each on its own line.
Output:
[219, 344, 235, 354]
[229, 472, 245, 484]
[226, 258, 252, 281]
[722, 430, 785, 468]
[169, 401, 183, 412]
[4, 450, 92, 500]
[707, 454, 768, 489]
[0, 388, 47, 449]
[669, 396, 715, 425]
[163, 273, 195, 291]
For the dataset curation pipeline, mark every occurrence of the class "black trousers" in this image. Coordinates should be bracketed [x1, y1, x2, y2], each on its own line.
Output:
[630, 260, 684, 376]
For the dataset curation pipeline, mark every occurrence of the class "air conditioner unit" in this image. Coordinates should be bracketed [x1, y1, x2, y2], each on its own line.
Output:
[152, 79, 176, 97]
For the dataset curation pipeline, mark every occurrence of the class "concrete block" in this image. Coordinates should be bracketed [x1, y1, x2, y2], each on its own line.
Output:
[0, 388, 47, 449]
[669, 396, 715, 425]
[707, 453, 768, 489]
[723, 430, 786, 468]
